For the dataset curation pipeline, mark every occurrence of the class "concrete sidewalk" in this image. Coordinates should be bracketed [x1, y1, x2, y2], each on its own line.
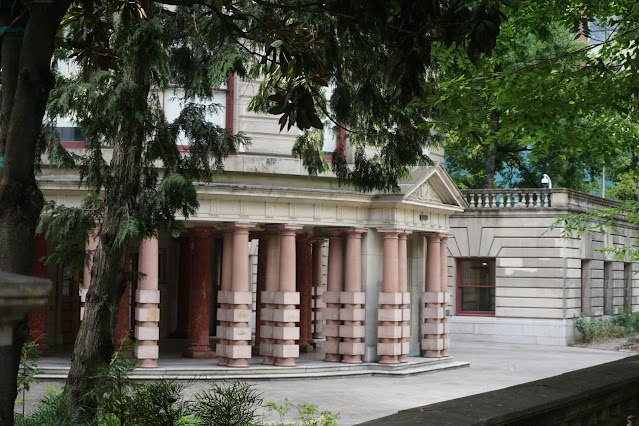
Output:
[21, 341, 633, 425]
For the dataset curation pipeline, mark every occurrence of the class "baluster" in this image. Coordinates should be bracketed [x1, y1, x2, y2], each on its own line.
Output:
[489, 193, 495, 208]
[515, 193, 523, 208]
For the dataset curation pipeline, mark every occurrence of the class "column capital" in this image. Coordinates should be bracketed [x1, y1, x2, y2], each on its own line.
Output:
[425, 233, 442, 242]
[378, 228, 401, 238]
[345, 227, 368, 237]
[189, 227, 216, 239]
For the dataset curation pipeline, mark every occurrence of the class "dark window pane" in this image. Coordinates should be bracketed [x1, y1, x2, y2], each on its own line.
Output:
[57, 127, 85, 142]
[460, 260, 494, 286]
[458, 259, 495, 313]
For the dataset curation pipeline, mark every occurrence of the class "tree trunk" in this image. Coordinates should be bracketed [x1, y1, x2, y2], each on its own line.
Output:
[0, 3, 70, 424]
[65, 30, 154, 418]
[483, 110, 499, 189]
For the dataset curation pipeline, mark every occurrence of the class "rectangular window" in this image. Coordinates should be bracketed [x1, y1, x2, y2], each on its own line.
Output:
[456, 259, 495, 316]
[163, 86, 228, 146]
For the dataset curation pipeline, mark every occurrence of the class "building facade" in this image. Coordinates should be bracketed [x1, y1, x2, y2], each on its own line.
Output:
[447, 188, 639, 346]
[29, 76, 463, 367]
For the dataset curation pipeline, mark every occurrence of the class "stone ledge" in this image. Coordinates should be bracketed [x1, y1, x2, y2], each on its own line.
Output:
[360, 355, 639, 425]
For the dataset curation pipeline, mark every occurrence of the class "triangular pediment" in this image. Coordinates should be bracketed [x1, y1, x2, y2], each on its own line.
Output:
[401, 164, 467, 209]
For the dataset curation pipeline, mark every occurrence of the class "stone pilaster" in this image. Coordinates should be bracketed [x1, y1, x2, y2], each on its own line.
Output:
[297, 234, 314, 352]
[135, 237, 160, 368]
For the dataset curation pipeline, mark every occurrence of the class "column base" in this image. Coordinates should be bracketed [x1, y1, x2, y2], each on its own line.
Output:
[275, 357, 296, 367]
[218, 357, 228, 366]
[299, 342, 314, 353]
[341, 355, 362, 364]
[183, 348, 216, 358]
[139, 359, 158, 368]
[227, 358, 249, 368]
[379, 355, 399, 364]
[423, 350, 442, 358]
[324, 353, 341, 362]
[399, 355, 408, 363]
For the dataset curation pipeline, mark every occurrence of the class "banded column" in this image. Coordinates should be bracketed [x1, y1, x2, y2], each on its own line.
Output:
[297, 235, 314, 352]
[323, 230, 343, 362]
[135, 237, 160, 368]
[217, 227, 233, 366]
[398, 231, 411, 363]
[377, 229, 402, 364]
[341, 228, 366, 364]
[260, 227, 280, 365]
[311, 239, 325, 341]
[184, 228, 216, 358]
[440, 235, 451, 357]
[28, 234, 50, 354]
[172, 236, 192, 338]
[422, 234, 447, 358]
[80, 225, 100, 321]
[274, 225, 302, 367]
[224, 223, 254, 368]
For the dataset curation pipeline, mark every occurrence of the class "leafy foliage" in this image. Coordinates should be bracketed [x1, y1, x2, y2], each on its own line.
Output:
[15, 337, 43, 419]
[192, 381, 263, 426]
[264, 398, 340, 426]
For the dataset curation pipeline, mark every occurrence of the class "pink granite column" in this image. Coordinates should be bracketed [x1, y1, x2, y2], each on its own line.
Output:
[135, 237, 160, 368]
[260, 227, 280, 365]
[184, 228, 216, 358]
[297, 235, 314, 352]
[440, 235, 451, 357]
[217, 226, 233, 366]
[28, 234, 50, 354]
[378, 229, 401, 364]
[341, 228, 366, 364]
[81, 225, 100, 321]
[311, 239, 325, 341]
[423, 234, 443, 358]
[172, 236, 192, 338]
[274, 225, 302, 367]
[323, 230, 343, 363]
[226, 223, 254, 367]
[398, 231, 411, 363]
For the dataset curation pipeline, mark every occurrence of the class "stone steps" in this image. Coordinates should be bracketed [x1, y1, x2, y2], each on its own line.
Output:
[36, 356, 469, 381]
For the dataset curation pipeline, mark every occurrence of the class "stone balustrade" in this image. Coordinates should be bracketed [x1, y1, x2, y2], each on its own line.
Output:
[462, 188, 624, 211]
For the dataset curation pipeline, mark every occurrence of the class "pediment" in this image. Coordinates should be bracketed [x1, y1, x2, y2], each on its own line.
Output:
[401, 164, 467, 209]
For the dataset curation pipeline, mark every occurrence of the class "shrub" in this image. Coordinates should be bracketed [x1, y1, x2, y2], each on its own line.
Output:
[192, 381, 263, 426]
[15, 387, 92, 426]
[264, 398, 340, 426]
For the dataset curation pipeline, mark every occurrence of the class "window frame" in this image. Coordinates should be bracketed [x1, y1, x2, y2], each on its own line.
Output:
[456, 257, 496, 317]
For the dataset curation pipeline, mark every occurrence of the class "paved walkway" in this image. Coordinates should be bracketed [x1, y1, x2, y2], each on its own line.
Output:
[21, 341, 633, 425]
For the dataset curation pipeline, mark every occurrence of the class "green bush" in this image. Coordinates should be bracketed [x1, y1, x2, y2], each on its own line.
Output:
[15, 388, 94, 426]
[264, 398, 340, 426]
[575, 302, 639, 343]
[192, 381, 263, 426]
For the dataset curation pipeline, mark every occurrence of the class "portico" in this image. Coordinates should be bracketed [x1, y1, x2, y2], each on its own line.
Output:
[36, 158, 465, 370]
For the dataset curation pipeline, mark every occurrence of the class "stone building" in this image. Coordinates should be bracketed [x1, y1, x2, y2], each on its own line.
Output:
[447, 188, 639, 346]
[28, 76, 464, 368]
